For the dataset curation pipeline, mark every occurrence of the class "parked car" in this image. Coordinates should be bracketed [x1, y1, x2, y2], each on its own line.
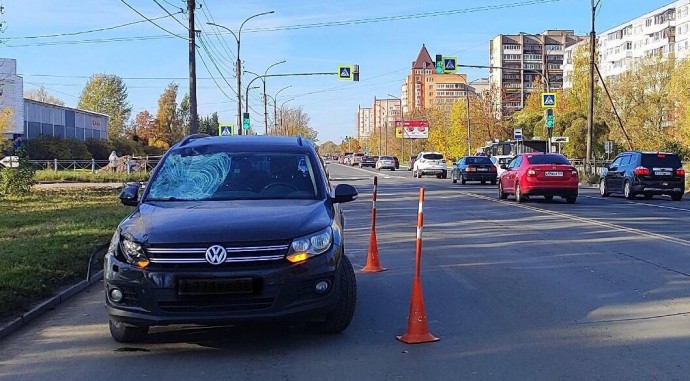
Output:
[105, 135, 359, 342]
[600, 151, 685, 201]
[376, 155, 396, 171]
[343, 154, 354, 165]
[407, 156, 416, 171]
[452, 156, 497, 185]
[413, 152, 448, 179]
[490, 155, 513, 177]
[498, 153, 579, 203]
[359, 155, 376, 168]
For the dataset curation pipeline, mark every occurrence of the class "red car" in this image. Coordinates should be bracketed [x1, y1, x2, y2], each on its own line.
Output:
[498, 153, 579, 203]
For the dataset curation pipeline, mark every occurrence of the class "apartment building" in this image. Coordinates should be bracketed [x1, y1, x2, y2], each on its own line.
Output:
[356, 106, 373, 141]
[403, 44, 469, 112]
[489, 30, 586, 116]
[597, 0, 690, 80]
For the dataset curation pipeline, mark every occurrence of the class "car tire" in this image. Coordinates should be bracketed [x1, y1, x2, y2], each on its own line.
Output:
[436, 174, 442, 179]
[498, 182, 508, 199]
[452, 173, 457, 184]
[544, 195, 554, 202]
[599, 179, 610, 197]
[391, 168, 395, 171]
[565, 196, 577, 204]
[109, 319, 149, 343]
[624, 181, 635, 199]
[461, 176, 466, 185]
[442, 172, 447, 179]
[515, 183, 525, 203]
[313, 255, 357, 334]
[671, 193, 683, 201]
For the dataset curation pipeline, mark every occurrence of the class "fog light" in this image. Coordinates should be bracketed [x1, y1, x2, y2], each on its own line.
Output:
[110, 288, 124, 303]
[287, 252, 309, 263]
[314, 280, 330, 295]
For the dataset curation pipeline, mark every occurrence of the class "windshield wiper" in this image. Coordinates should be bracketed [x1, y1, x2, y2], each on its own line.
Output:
[146, 197, 191, 201]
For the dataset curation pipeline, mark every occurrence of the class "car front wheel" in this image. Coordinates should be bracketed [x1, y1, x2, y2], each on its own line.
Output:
[312, 255, 357, 334]
[109, 319, 149, 343]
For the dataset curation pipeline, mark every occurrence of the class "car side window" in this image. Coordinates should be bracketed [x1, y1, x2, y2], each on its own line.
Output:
[610, 156, 623, 168]
[620, 155, 631, 166]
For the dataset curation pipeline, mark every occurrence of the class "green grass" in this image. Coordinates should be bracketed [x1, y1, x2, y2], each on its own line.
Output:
[35, 169, 149, 183]
[0, 189, 131, 319]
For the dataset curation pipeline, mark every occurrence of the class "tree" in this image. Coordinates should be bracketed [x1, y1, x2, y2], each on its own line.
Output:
[281, 106, 317, 140]
[319, 141, 340, 155]
[0, 106, 13, 134]
[132, 110, 157, 143]
[199, 112, 220, 136]
[339, 137, 361, 152]
[177, 93, 191, 137]
[155, 83, 183, 147]
[670, 58, 690, 147]
[24, 86, 65, 106]
[78, 74, 132, 140]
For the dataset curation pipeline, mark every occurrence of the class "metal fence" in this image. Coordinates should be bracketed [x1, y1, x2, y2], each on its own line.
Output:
[29, 156, 163, 174]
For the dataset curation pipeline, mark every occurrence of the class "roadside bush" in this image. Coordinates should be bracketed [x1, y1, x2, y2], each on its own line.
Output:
[142, 144, 166, 156]
[26, 136, 71, 160]
[109, 137, 145, 157]
[581, 173, 600, 184]
[85, 138, 111, 160]
[64, 138, 91, 160]
[0, 147, 36, 196]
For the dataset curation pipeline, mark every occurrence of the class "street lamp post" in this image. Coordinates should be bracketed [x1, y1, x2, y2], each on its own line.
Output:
[207, 10, 274, 136]
[265, 85, 291, 135]
[263, 61, 286, 135]
[387, 94, 404, 164]
[465, 78, 488, 156]
[280, 98, 294, 135]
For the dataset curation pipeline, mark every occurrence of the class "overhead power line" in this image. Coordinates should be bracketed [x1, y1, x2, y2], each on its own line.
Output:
[120, 0, 187, 40]
[152, 0, 188, 30]
[3, 0, 562, 48]
[0, 13, 182, 40]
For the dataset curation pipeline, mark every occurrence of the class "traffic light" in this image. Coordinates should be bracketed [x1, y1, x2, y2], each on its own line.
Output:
[435, 54, 443, 74]
[353, 64, 360, 82]
[243, 112, 250, 131]
[545, 108, 554, 129]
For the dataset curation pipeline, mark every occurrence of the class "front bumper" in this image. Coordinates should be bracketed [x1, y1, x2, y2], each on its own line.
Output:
[105, 245, 343, 326]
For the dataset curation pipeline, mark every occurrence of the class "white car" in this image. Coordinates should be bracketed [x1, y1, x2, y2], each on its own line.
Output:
[376, 156, 396, 171]
[490, 155, 513, 177]
[413, 152, 448, 179]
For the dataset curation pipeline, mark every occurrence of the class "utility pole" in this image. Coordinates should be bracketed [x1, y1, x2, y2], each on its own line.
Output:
[586, 0, 600, 173]
[466, 94, 471, 156]
[188, 0, 198, 134]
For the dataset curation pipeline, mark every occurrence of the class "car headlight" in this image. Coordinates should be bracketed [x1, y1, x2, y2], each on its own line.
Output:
[119, 236, 150, 268]
[286, 227, 333, 263]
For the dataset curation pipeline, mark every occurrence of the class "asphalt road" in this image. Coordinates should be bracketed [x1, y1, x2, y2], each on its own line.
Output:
[2, 163, 690, 380]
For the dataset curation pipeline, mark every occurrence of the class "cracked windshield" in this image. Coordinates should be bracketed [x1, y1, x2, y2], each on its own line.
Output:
[1, 1, 689, 380]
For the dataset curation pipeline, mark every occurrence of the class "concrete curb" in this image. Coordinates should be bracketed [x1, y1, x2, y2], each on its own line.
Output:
[0, 270, 104, 341]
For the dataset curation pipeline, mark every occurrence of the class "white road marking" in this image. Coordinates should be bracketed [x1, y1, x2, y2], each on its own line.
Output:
[580, 195, 690, 213]
[333, 163, 406, 179]
[460, 191, 690, 248]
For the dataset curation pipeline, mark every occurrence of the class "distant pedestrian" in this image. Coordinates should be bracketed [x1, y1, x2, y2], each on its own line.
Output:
[109, 151, 118, 173]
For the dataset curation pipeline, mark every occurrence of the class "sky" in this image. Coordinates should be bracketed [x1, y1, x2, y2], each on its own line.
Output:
[0, 0, 675, 143]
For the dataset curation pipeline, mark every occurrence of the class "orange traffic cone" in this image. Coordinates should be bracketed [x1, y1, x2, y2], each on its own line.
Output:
[361, 225, 385, 272]
[396, 277, 439, 344]
[361, 176, 385, 273]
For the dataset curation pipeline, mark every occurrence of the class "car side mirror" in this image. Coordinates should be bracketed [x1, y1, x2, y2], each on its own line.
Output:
[119, 183, 140, 206]
[500, 164, 507, 169]
[333, 184, 358, 204]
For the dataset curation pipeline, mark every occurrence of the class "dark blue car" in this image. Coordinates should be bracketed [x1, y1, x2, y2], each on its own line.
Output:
[451, 156, 498, 185]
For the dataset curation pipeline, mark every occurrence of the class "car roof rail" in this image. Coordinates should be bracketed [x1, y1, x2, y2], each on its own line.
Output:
[296, 134, 303, 146]
[178, 133, 211, 147]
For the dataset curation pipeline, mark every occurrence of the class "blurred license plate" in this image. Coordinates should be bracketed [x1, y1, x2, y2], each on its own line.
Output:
[545, 171, 563, 177]
[477, 168, 488, 171]
[179, 278, 253, 295]
[655, 171, 671, 176]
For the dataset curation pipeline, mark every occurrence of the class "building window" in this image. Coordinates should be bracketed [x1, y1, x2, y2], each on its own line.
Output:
[503, 54, 521, 60]
[545, 45, 563, 51]
[646, 18, 653, 27]
[504, 44, 521, 50]
[524, 54, 543, 61]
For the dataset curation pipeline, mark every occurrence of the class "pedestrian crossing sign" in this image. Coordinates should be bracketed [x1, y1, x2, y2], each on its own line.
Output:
[338, 65, 353, 80]
[218, 123, 234, 136]
[443, 57, 457, 73]
[541, 92, 557, 108]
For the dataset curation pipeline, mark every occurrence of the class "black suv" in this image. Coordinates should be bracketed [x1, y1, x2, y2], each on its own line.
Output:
[105, 135, 359, 342]
[600, 151, 685, 201]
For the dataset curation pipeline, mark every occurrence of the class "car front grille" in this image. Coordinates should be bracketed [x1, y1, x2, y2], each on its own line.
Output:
[158, 296, 275, 313]
[145, 242, 290, 267]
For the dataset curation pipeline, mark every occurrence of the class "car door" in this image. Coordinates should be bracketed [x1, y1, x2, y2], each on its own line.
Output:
[454, 158, 464, 179]
[606, 155, 625, 191]
[502, 156, 521, 193]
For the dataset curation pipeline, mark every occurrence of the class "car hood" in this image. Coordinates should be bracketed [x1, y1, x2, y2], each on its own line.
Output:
[120, 199, 332, 244]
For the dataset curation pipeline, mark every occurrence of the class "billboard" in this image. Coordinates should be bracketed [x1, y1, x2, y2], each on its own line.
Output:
[394, 120, 429, 139]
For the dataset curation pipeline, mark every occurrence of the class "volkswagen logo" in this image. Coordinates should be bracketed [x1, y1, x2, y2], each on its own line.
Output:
[205, 245, 227, 265]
